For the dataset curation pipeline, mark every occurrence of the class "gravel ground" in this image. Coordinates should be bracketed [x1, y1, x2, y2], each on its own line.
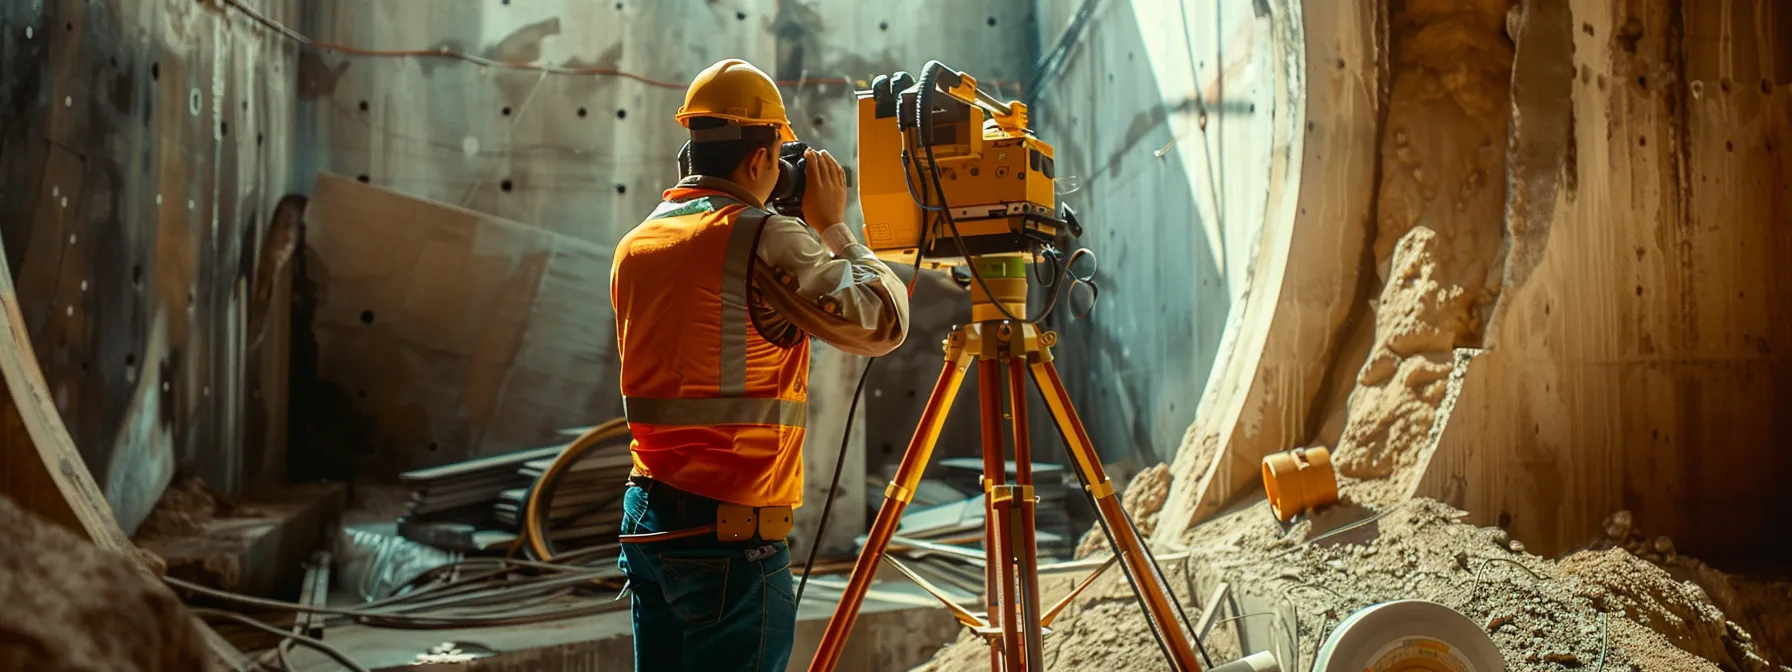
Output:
[916, 498, 1785, 672]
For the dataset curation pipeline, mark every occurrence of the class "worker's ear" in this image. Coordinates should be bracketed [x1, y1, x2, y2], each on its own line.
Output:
[748, 145, 777, 181]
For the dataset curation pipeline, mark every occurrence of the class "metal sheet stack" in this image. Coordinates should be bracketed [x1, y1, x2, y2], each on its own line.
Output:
[935, 458, 1075, 558]
[844, 458, 1077, 597]
[395, 438, 633, 551]
[494, 447, 633, 545]
[397, 445, 566, 527]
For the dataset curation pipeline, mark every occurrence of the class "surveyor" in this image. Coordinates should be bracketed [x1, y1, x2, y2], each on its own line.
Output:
[608, 58, 911, 671]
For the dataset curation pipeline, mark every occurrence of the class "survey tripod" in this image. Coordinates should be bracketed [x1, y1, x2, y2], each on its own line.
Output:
[808, 260, 1210, 672]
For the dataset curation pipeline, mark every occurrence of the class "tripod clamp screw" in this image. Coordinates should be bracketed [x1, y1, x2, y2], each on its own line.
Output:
[1040, 330, 1058, 348]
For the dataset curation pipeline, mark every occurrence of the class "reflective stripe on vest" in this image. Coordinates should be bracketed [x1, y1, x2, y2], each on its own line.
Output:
[622, 396, 808, 428]
[631, 193, 803, 427]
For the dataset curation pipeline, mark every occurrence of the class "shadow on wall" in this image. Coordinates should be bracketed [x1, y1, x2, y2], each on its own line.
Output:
[1032, 0, 1231, 472]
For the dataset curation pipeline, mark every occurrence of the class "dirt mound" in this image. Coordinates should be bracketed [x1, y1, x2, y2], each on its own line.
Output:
[0, 494, 215, 672]
[1578, 510, 1792, 668]
[1074, 463, 1172, 559]
[1558, 548, 1771, 671]
[134, 476, 258, 540]
[918, 498, 1780, 672]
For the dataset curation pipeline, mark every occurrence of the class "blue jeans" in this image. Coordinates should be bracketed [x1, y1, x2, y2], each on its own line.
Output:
[617, 481, 797, 672]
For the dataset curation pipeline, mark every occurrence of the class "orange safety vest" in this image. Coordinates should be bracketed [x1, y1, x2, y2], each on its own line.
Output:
[611, 185, 811, 508]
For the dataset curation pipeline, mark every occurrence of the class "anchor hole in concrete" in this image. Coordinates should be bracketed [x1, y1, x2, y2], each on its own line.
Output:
[361, 310, 375, 325]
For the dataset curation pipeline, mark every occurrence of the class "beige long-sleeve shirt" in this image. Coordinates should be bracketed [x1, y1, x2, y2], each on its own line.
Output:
[675, 176, 910, 357]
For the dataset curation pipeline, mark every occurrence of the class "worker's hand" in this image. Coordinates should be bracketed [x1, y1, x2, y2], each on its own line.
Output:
[802, 148, 848, 229]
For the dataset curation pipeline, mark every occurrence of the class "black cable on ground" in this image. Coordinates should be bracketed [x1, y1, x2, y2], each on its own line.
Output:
[191, 608, 371, 672]
[1593, 611, 1609, 672]
[166, 575, 624, 629]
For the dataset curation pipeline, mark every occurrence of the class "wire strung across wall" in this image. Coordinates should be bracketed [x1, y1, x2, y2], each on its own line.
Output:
[220, 0, 838, 89]
[220, 0, 1020, 93]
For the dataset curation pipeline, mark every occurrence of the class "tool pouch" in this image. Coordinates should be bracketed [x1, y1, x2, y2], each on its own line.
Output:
[716, 504, 795, 542]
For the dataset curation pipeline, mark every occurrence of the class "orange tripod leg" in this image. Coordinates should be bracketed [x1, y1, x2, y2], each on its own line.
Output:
[1006, 356, 1045, 671]
[1029, 357, 1205, 672]
[808, 332, 972, 672]
[977, 357, 1023, 670]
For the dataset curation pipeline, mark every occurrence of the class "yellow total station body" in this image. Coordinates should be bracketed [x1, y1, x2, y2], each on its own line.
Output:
[853, 63, 1071, 276]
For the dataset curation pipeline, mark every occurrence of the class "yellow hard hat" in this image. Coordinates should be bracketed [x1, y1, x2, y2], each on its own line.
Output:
[675, 59, 798, 143]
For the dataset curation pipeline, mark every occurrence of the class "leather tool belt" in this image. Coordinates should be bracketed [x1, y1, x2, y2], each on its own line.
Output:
[617, 477, 793, 545]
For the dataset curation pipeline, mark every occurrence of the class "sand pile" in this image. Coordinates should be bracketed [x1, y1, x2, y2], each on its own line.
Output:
[1322, 0, 1513, 505]
[1580, 511, 1792, 668]
[917, 498, 1783, 672]
[1073, 463, 1172, 559]
[0, 494, 215, 672]
[1330, 227, 1476, 502]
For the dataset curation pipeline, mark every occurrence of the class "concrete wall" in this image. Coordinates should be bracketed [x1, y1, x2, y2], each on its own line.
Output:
[298, 0, 1036, 554]
[1027, 0, 1284, 472]
[1154, 0, 1383, 543]
[1146, 0, 1792, 571]
[1417, 0, 1792, 568]
[0, 0, 302, 532]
